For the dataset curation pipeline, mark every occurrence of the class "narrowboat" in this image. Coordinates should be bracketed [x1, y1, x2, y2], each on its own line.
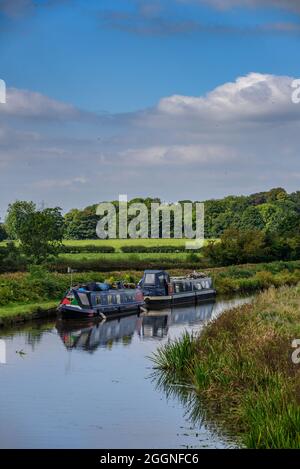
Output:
[139, 270, 216, 309]
[57, 281, 145, 320]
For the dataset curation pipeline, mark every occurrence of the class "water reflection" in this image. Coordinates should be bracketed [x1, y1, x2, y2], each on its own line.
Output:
[56, 302, 215, 352]
[151, 364, 239, 448]
[0, 297, 252, 449]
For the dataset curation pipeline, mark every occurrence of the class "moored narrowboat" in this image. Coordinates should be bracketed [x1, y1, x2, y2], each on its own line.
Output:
[139, 270, 216, 309]
[57, 282, 145, 320]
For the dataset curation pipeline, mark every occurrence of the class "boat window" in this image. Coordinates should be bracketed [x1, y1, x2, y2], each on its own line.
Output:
[127, 292, 135, 302]
[107, 294, 113, 305]
[77, 292, 90, 306]
[144, 273, 156, 285]
[175, 282, 184, 293]
[95, 295, 102, 305]
[158, 275, 166, 287]
[201, 280, 210, 289]
[116, 294, 121, 304]
[196, 283, 202, 290]
[174, 283, 180, 293]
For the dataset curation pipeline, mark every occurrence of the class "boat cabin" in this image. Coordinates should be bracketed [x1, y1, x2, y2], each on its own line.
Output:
[139, 270, 170, 296]
[139, 269, 216, 308]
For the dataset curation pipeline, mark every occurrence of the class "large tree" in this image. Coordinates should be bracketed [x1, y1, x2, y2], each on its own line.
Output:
[16, 206, 64, 263]
[5, 200, 36, 240]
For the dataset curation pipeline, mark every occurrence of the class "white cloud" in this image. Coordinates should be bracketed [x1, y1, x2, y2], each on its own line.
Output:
[157, 73, 299, 122]
[119, 144, 236, 166]
[33, 176, 88, 189]
[0, 87, 81, 120]
[0, 72, 300, 214]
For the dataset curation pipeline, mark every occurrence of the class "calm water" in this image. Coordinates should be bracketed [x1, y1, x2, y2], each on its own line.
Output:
[0, 297, 251, 449]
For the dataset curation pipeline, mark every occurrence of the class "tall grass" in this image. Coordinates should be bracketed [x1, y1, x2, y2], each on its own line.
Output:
[152, 285, 300, 448]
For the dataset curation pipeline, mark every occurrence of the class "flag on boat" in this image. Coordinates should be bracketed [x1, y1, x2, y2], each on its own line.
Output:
[67, 267, 77, 274]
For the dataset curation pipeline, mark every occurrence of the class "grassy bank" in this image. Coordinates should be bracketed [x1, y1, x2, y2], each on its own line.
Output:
[0, 300, 58, 328]
[1, 260, 300, 308]
[152, 285, 300, 448]
[0, 260, 300, 326]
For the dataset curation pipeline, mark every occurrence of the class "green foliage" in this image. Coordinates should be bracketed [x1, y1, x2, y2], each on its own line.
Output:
[151, 332, 197, 377]
[120, 245, 191, 253]
[204, 228, 300, 267]
[61, 244, 115, 253]
[152, 285, 300, 448]
[204, 228, 267, 265]
[18, 207, 64, 264]
[64, 206, 99, 239]
[5, 200, 36, 240]
[0, 242, 25, 273]
[50, 252, 206, 272]
[62, 188, 300, 241]
[0, 224, 7, 241]
[240, 206, 265, 231]
[0, 260, 299, 310]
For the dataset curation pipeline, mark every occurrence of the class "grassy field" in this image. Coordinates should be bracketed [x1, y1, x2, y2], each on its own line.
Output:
[59, 252, 201, 261]
[62, 238, 207, 251]
[152, 284, 300, 448]
[0, 238, 214, 250]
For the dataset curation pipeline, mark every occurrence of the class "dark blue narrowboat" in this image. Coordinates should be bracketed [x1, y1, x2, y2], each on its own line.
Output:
[139, 270, 216, 309]
[57, 282, 145, 320]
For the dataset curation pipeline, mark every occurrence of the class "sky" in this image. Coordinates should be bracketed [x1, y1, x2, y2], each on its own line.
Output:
[0, 0, 300, 217]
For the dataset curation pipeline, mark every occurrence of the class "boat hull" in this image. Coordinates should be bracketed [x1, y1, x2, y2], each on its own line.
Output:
[58, 303, 144, 320]
[144, 289, 216, 309]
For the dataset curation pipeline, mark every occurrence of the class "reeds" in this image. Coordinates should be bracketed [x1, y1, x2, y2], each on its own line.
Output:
[151, 285, 300, 448]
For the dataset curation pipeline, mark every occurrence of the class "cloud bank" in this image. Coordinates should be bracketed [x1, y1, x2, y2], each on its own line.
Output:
[0, 72, 300, 214]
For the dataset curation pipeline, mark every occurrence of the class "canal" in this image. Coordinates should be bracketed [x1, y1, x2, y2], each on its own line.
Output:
[0, 297, 251, 449]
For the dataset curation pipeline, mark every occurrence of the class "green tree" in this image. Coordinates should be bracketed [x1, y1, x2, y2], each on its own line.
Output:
[204, 228, 267, 266]
[0, 223, 7, 241]
[239, 206, 265, 231]
[17, 207, 64, 264]
[5, 200, 36, 240]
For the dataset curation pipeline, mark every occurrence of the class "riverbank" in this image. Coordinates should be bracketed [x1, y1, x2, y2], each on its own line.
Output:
[0, 301, 58, 328]
[0, 260, 300, 327]
[152, 284, 300, 448]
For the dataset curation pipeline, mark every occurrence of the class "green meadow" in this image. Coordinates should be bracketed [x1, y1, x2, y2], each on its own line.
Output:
[62, 238, 191, 251]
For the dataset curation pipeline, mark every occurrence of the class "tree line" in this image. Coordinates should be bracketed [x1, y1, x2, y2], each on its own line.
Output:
[0, 187, 299, 268]
[63, 187, 300, 239]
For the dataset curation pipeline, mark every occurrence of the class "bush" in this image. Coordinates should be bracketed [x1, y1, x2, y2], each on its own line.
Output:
[0, 224, 7, 241]
[0, 242, 26, 273]
[120, 245, 192, 253]
[61, 245, 115, 254]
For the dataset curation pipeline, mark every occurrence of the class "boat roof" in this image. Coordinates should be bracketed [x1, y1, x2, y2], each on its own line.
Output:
[144, 270, 167, 274]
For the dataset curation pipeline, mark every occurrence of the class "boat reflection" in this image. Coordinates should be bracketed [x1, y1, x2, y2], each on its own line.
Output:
[56, 301, 215, 352]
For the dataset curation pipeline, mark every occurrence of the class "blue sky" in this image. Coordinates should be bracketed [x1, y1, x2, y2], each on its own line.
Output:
[0, 0, 300, 215]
